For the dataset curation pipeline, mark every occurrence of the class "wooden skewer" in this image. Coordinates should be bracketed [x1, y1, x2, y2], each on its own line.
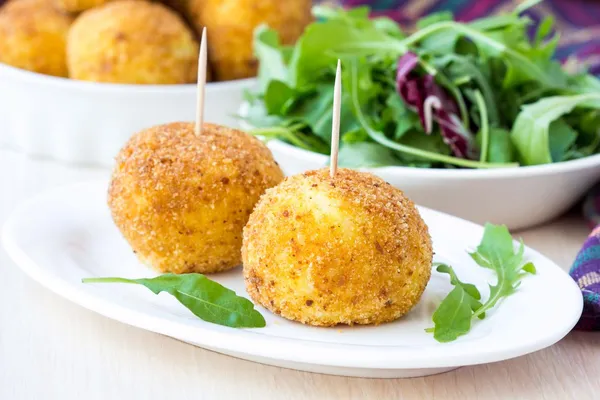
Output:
[329, 59, 342, 178]
[195, 27, 207, 136]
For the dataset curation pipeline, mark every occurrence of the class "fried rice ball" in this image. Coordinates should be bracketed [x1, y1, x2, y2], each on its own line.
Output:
[67, 1, 198, 84]
[53, 0, 124, 13]
[243, 168, 433, 326]
[0, 0, 73, 77]
[108, 122, 284, 274]
[187, 0, 312, 81]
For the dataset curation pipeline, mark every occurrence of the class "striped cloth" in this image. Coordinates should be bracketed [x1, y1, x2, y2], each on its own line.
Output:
[327, 0, 600, 330]
[326, 0, 600, 74]
[572, 186, 600, 330]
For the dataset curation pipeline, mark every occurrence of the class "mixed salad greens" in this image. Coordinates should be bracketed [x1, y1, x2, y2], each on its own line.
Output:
[243, 0, 600, 169]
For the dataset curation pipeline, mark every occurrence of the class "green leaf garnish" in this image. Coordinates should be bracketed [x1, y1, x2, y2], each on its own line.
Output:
[82, 274, 266, 328]
[429, 224, 536, 343]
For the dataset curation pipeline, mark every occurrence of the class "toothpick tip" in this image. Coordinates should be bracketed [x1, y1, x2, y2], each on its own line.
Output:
[329, 60, 342, 179]
[195, 27, 208, 136]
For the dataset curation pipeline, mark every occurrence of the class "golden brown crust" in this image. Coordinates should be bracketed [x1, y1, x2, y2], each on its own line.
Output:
[0, 0, 73, 77]
[242, 168, 433, 326]
[108, 122, 284, 274]
[53, 0, 123, 13]
[186, 0, 312, 81]
[67, 1, 198, 84]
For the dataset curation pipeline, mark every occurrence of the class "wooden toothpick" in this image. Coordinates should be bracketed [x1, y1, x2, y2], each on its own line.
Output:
[329, 59, 342, 178]
[195, 27, 207, 136]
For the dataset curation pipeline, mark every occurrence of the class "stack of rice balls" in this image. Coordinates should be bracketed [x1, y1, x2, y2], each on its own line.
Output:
[0, 0, 312, 83]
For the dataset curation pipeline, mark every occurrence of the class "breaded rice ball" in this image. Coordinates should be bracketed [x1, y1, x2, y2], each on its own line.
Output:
[0, 0, 73, 77]
[243, 168, 433, 326]
[53, 0, 147, 14]
[191, 0, 312, 81]
[53, 0, 117, 13]
[108, 122, 284, 274]
[67, 1, 198, 84]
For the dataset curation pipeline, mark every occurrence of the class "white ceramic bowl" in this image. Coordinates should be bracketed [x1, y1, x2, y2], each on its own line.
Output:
[0, 63, 255, 167]
[266, 140, 600, 230]
[3, 64, 598, 230]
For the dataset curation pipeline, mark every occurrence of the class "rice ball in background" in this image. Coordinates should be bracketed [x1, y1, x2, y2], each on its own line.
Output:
[0, 0, 73, 77]
[243, 168, 433, 326]
[188, 0, 313, 81]
[108, 122, 284, 274]
[67, 1, 198, 84]
[53, 0, 123, 13]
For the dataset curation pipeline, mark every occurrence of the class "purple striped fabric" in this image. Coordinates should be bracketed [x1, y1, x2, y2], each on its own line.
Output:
[328, 0, 600, 75]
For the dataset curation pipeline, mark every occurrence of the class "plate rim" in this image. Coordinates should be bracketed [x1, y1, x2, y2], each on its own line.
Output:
[2, 181, 584, 370]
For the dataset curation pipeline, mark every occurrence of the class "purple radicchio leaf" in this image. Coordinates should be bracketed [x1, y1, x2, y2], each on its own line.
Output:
[395, 52, 477, 159]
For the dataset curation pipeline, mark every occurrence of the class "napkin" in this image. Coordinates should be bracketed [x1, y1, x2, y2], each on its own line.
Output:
[570, 186, 600, 331]
[324, 0, 600, 75]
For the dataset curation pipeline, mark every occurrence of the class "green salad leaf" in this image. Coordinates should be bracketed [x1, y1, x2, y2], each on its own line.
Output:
[511, 93, 600, 165]
[254, 26, 290, 91]
[337, 142, 400, 167]
[243, 3, 600, 169]
[486, 127, 515, 163]
[83, 274, 266, 328]
[429, 224, 536, 343]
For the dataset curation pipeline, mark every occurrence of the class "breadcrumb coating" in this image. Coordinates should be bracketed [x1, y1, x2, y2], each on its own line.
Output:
[67, 1, 198, 84]
[53, 0, 128, 13]
[0, 0, 73, 77]
[242, 168, 433, 326]
[108, 122, 284, 274]
[188, 0, 312, 81]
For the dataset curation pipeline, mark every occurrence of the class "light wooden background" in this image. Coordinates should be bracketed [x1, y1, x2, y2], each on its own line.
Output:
[1, 150, 598, 400]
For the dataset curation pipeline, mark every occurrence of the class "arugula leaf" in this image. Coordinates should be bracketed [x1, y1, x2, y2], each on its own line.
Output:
[312, 5, 370, 22]
[288, 14, 402, 87]
[264, 80, 295, 115]
[436, 264, 482, 302]
[511, 93, 600, 165]
[416, 11, 453, 29]
[429, 224, 536, 342]
[435, 54, 499, 125]
[469, 224, 536, 317]
[571, 74, 600, 95]
[254, 26, 289, 91]
[548, 120, 577, 162]
[514, 0, 543, 14]
[382, 92, 414, 140]
[473, 90, 489, 162]
[341, 128, 369, 144]
[250, 125, 330, 154]
[486, 127, 515, 163]
[397, 130, 451, 163]
[288, 84, 361, 145]
[83, 274, 266, 328]
[337, 142, 401, 168]
[373, 17, 406, 39]
[242, 99, 286, 129]
[431, 286, 476, 342]
[567, 110, 600, 158]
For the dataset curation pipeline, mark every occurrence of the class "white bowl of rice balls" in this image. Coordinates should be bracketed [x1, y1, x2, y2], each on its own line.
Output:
[0, 0, 312, 166]
[239, 5, 600, 230]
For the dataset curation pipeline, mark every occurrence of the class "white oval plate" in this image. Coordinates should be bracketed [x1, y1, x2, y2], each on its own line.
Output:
[2, 181, 582, 378]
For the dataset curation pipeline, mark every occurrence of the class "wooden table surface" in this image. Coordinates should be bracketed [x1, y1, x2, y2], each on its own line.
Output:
[1, 150, 598, 400]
